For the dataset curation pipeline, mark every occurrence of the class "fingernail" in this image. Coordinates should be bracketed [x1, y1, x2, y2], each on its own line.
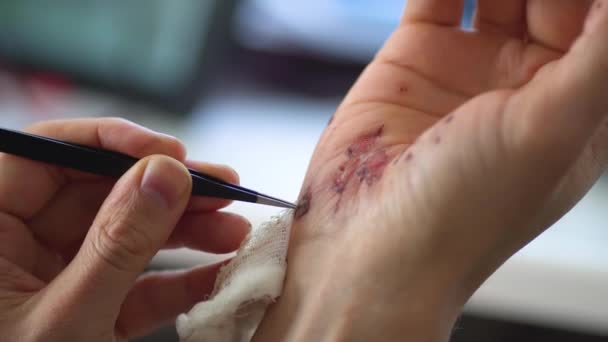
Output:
[141, 156, 190, 208]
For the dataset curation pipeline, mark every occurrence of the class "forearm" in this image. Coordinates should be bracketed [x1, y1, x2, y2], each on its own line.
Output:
[252, 229, 464, 342]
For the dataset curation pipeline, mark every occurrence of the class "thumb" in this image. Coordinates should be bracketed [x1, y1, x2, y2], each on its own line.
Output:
[46, 155, 192, 322]
[506, 1, 608, 168]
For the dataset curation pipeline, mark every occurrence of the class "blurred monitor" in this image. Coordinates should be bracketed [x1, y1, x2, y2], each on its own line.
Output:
[0, 0, 236, 112]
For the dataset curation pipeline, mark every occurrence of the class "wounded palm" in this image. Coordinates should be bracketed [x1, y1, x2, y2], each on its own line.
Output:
[183, 2, 608, 341]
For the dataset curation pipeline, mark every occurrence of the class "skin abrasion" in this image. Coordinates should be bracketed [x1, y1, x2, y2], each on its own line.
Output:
[330, 125, 393, 211]
[405, 152, 414, 162]
[295, 123, 424, 219]
[355, 150, 389, 185]
[294, 189, 312, 220]
[346, 125, 384, 158]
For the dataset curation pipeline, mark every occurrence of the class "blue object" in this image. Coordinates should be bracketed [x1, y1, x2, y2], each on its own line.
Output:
[463, 0, 477, 28]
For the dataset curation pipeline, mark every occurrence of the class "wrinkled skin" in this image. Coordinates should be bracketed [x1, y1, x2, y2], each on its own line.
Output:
[1, 1, 607, 341]
[0, 118, 250, 341]
[255, 1, 608, 341]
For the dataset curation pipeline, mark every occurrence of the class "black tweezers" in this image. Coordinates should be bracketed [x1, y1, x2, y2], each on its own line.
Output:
[0, 127, 296, 209]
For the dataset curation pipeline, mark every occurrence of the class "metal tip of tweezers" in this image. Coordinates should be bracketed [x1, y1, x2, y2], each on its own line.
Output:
[256, 194, 297, 209]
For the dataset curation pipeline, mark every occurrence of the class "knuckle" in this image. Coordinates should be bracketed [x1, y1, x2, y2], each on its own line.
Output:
[103, 117, 186, 159]
[92, 227, 137, 274]
[133, 133, 185, 161]
[166, 137, 187, 160]
[92, 198, 156, 273]
[23, 120, 57, 135]
[104, 117, 136, 128]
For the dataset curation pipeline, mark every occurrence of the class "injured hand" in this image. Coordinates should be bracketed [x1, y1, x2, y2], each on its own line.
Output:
[179, 2, 608, 341]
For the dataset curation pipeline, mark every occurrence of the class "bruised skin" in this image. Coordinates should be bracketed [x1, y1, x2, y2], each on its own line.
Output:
[331, 126, 390, 210]
[294, 108, 456, 219]
[293, 125, 393, 219]
[295, 122, 425, 219]
[293, 189, 311, 220]
[288, 0, 593, 225]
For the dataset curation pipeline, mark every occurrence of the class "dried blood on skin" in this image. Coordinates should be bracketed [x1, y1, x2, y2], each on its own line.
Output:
[297, 125, 394, 217]
[331, 125, 391, 210]
[333, 158, 359, 193]
[346, 125, 384, 158]
[392, 146, 414, 165]
[294, 189, 312, 219]
[356, 149, 389, 185]
[405, 152, 414, 162]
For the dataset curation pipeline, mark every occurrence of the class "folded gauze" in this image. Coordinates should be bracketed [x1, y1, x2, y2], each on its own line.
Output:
[176, 212, 292, 342]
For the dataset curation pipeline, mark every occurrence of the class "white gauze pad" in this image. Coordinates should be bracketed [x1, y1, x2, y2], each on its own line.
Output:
[176, 212, 292, 342]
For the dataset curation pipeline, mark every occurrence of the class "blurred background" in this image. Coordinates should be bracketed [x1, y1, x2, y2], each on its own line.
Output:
[0, 1, 606, 341]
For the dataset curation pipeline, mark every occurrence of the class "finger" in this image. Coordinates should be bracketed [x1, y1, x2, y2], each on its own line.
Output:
[527, 0, 593, 51]
[402, 0, 465, 26]
[506, 2, 608, 169]
[0, 117, 186, 220]
[166, 211, 250, 253]
[0, 212, 64, 283]
[475, 0, 527, 37]
[27, 181, 114, 259]
[42, 155, 192, 322]
[116, 262, 226, 339]
[26, 117, 187, 175]
[28, 160, 239, 256]
[185, 160, 240, 212]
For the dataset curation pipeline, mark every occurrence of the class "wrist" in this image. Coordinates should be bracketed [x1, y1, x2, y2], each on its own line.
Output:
[297, 279, 459, 342]
[253, 234, 464, 342]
